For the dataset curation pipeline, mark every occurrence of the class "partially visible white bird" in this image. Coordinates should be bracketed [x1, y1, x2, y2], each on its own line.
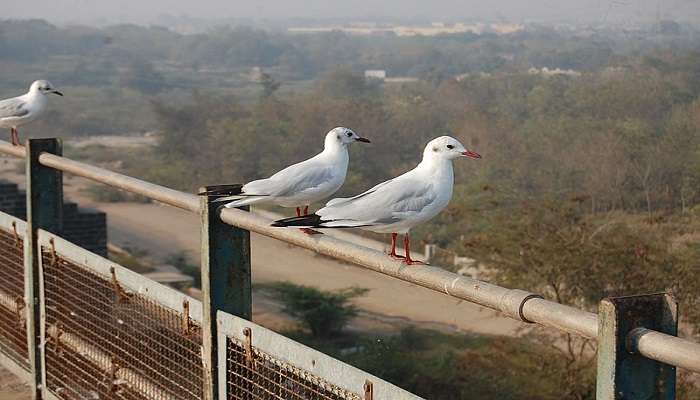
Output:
[0, 80, 63, 146]
[272, 136, 481, 264]
[199, 127, 370, 231]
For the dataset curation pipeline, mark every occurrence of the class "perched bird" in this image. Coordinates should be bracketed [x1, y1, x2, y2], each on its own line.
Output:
[199, 127, 370, 232]
[272, 136, 481, 264]
[0, 80, 63, 146]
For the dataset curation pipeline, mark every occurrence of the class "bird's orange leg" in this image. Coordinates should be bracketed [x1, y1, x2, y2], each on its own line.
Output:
[388, 233, 405, 260]
[10, 128, 19, 146]
[297, 205, 322, 235]
[403, 234, 426, 265]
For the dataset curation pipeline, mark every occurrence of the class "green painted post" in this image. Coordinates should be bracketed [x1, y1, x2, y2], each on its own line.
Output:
[596, 293, 677, 400]
[200, 187, 251, 400]
[24, 138, 63, 400]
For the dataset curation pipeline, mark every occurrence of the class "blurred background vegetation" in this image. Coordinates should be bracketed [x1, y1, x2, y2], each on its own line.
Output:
[2, 18, 700, 399]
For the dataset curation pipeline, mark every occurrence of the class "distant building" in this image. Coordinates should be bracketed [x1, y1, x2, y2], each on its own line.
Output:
[364, 70, 386, 80]
[528, 67, 581, 77]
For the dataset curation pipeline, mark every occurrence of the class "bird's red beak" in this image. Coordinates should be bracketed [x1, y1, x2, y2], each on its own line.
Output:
[462, 150, 481, 159]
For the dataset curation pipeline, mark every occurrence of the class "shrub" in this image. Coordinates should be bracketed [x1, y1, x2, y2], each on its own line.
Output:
[260, 282, 368, 338]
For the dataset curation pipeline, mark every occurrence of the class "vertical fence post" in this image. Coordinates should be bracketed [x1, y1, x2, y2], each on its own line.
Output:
[596, 293, 677, 400]
[24, 138, 63, 400]
[200, 188, 251, 400]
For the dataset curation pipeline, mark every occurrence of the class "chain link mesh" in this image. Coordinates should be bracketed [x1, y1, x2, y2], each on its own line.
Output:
[0, 225, 29, 370]
[226, 336, 363, 400]
[42, 248, 203, 400]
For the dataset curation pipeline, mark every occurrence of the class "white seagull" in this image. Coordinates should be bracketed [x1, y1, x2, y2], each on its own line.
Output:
[272, 136, 481, 264]
[0, 80, 63, 146]
[199, 127, 370, 231]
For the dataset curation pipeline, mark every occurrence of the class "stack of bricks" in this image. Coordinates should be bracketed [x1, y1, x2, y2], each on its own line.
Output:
[0, 180, 108, 257]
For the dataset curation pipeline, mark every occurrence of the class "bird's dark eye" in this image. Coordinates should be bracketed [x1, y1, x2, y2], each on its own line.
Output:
[446, 144, 454, 149]
[346, 131, 352, 137]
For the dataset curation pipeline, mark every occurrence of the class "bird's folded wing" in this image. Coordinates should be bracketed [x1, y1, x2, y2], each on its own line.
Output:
[244, 162, 335, 197]
[0, 98, 28, 119]
[325, 179, 393, 207]
[318, 179, 436, 226]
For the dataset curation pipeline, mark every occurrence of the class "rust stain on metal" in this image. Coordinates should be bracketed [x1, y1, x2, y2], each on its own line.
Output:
[243, 327, 256, 370]
[48, 322, 64, 357]
[14, 296, 25, 326]
[364, 380, 374, 400]
[107, 359, 127, 395]
[182, 299, 194, 337]
[11, 222, 19, 248]
[49, 237, 59, 268]
[110, 267, 132, 303]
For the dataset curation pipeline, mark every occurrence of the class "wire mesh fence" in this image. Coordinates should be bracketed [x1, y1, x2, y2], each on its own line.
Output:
[226, 336, 363, 400]
[0, 222, 29, 370]
[219, 313, 421, 400]
[42, 245, 204, 400]
[0, 206, 420, 400]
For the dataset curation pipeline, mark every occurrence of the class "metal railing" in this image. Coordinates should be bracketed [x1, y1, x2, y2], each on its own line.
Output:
[0, 137, 699, 399]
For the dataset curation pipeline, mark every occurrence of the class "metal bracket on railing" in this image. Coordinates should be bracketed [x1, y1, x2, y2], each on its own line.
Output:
[243, 327, 256, 370]
[47, 323, 64, 357]
[182, 300, 194, 337]
[364, 380, 374, 400]
[11, 221, 20, 248]
[110, 267, 132, 303]
[107, 359, 127, 395]
[14, 296, 25, 326]
[49, 238, 59, 269]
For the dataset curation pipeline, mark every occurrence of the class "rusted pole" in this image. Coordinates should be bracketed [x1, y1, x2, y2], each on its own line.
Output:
[25, 138, 63, 400]
[200, 187, 251, 400]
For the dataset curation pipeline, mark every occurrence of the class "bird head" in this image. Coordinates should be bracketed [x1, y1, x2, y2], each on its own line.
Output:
[326, 127, 371, 147]
[424, 136, 481, 161]
[30, 80, 63, 97]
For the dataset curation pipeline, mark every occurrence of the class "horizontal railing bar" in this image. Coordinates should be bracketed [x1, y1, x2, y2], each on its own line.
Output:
[0, 141, 198, 212]
[0, 142, 24, 158]
[0, 139, 698, 374]
[629, 328, 700, 373]
[40, 153, 199, 212]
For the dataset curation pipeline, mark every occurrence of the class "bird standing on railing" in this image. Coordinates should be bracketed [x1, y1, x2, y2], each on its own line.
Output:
[272, 136, 480, 264]
[199, 127, 370, 234]
[0, 80, 63, 146]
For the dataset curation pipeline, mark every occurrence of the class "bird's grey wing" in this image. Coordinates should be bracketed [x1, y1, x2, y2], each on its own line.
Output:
[244, 162, 335, 197]
[318, 179, 437, 227]
[325, 179, 393, 207]
[0, 98, 28, 119]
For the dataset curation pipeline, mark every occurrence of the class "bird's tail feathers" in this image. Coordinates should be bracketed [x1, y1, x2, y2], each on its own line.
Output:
[271, 215, 371, 229]
[271, 214, 323, 228]
[198, 184, 270, 205]
[223, 196, 268, 208]
[198, 184, 244, 198]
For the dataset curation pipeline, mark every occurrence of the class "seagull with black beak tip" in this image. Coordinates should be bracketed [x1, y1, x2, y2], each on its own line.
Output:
[0, 80, 63, 146]
[199, 127, 370, 234]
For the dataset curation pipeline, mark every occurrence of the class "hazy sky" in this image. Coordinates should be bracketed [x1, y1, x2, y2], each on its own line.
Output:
[2, 0, 699, 26]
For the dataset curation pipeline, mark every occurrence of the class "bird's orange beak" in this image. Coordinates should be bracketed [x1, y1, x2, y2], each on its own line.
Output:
[461, 150, 481, 159]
